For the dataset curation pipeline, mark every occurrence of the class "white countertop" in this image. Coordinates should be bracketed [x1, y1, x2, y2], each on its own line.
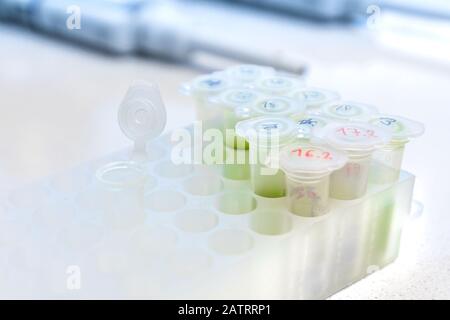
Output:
[0, 3, 449, 299]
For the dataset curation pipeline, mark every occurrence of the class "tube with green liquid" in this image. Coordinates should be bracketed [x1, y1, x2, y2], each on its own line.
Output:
[367, 114, 424, 263]
[368, 114, 424, 184]
[209, 88, 262, 149]
[180, 73, 230, 127]
[236, 117, 298, 198]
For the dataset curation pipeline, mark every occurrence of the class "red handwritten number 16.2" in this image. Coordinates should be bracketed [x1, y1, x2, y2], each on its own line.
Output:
[291, 148, 332, 160]
[337, 127, 377, 138]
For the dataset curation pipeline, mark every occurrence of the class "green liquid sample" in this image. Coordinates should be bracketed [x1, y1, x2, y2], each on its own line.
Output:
[251, 164, 286, 198]
[223, 108, 248, 149]
[371, 190, 396, 265]
[250, 209, 292, 235]
[216, 191, 256, 215]
[222, 144, 250, 180]
[370, 145, 405, 184]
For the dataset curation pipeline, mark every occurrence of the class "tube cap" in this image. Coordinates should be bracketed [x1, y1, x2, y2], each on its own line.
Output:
[290, 87, 340, 113]
[225, 64, 275, 84]
[255, 75, 305, 95]
[295, 115, 335, 139]
[237, 96, 306, 119]
[320, 101, 378, 121]
[368, 114, 425, 142]
[118, 81, 166, 143]
[180, 72, 230, 97]
[210, 88, 262, 110]
[235, 116, 297, 147]
[313, 122, 391, 153]
[279, 143, 348, 177]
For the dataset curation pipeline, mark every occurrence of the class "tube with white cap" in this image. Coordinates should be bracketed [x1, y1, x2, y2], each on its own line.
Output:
[223, 64, 276, 87]
[313, 122, 391, 200]
[236, 117, 298, 198]
[209, 88, 262, 149]
[255, 75, 305, 96]
[365, 116, 424, 264]
[368, 115, 425, 184]
[290, 87, 340, 116]
[293, 115, 335, 141]
[240, 95, 306, 119]
[180, 72, 231, 126]
[279, 143, 347, 217]
[319, 101, 378, 122]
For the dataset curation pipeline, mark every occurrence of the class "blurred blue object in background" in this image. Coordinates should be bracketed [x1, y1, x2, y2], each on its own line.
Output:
[225, 0, 365, 20]
[225, 0, 450, 21]
[1, 0, 450, 69]
[0, 0, 142, 53]
[0, 0, 308, 72]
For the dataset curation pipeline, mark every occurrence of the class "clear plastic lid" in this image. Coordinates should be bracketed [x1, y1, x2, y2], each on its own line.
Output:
[279, 143, 348, 177]
[236, 96, 305, 119]
[320, 101, 378, 121]
[224, 64, 276, 84]
[235, 116, 298, 147]
[255, 75, 305, 95]
[313, 122, 392, 153]
[209, 88, 262, 110]
[118, 81, 166, 144]
[180, 72, 230, 97]
[295, 115, 335, 139]
[368, 114, 425, 142]
[291, 87, 340, 110]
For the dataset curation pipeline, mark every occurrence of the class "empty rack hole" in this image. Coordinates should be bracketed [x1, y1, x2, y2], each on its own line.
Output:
[60, 222, 105, 251]
[143, 143, 166, 162]
[155, 161, 193, 179]
[96, 161, 146, 187]
[250, 209, 293, 236]
[175, 209, 218, 233]
[144, 175, 158, 192]
[183, 174, 223, 196]
[167, 249, 212, 276]
[215, 191, 256, 215]
[8, 186, 49, 210]
[50, 169, 92, 194]
[131, 225, 178, 255]
[34, 199, 77, 228]
[208, 229, 254, 256]
[144, 190, 186, 212]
